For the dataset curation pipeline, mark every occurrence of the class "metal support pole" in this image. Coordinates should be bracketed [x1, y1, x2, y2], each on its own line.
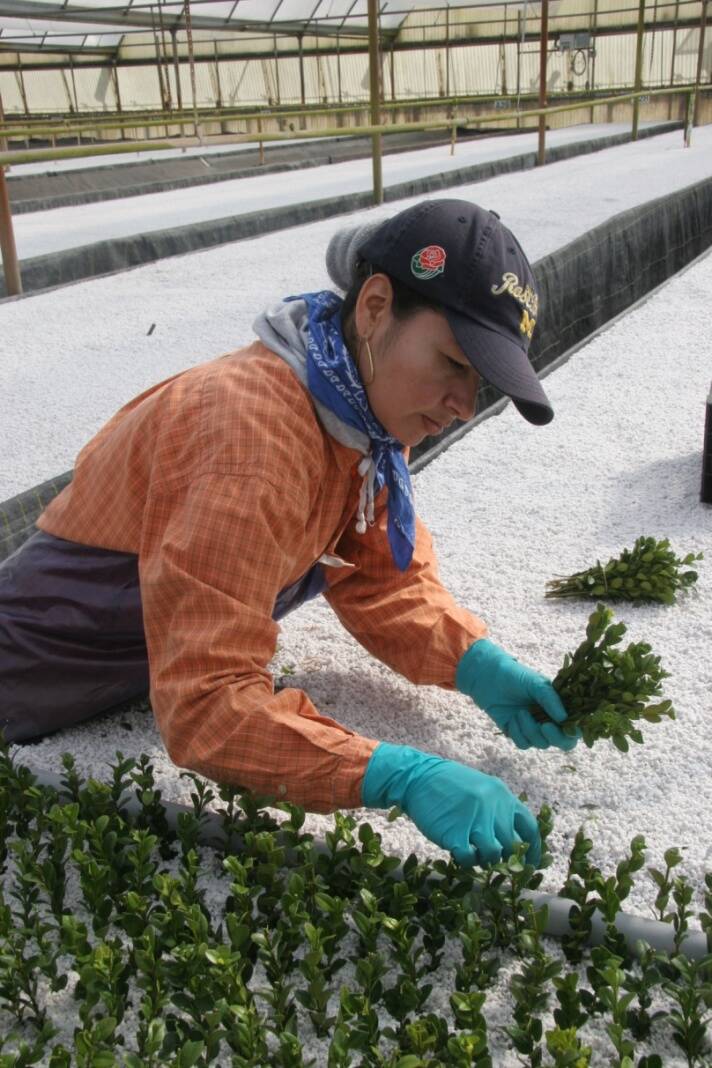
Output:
[0, 91, 6, 155]
[183, 0, 200, 138]
[336, 34, 342, 105]
[157, 0, 172, 110]
[590, 0, 598, 120]
[151, 6, 168, 112]
[445, 6, 451, 99]
[111, 63, 125, 140]
[516, 12, 522, 110]
[59, 69, 74, 115]
[15, 59, 29, 122]
[693, 0, 708, 126]
[213, 41, 223, 109]
[537, 0, 549, 166]
[501, 5, 508, 96]
[68, 56, 80, 115]
[367, 0, 383, 205]
[274, 35, 281, 106]
[685, 88, 695, 145]
[0, 164, 22, 297]
[632, 0, 646, 140]
[669, 0, 680, 119]
[298, 35, 306, 107]
[171, 29, 183, 111]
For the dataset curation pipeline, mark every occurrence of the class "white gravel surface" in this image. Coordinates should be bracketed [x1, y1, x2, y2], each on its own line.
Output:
[6, 249, 711, 1066]
[2, 124, 712, 501]
[8, 121, 689, 260]
[10, 241, 711, 912]
[1, 125, 711, 1065]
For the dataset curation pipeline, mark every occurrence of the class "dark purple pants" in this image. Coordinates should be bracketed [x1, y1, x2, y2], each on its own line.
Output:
[0, 529, 326, 744]
[0, 531, 150, 743]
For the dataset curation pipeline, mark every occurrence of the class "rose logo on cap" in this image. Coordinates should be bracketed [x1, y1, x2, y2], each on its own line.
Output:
[411, 245, 446, 281]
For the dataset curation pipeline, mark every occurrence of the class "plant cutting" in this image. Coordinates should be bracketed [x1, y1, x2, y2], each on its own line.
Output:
[534, 603, 676, 750]
[546, 537, 703, 605]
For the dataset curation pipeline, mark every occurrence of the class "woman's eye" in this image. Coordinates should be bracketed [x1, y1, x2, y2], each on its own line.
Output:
[447, 356, 466, 372]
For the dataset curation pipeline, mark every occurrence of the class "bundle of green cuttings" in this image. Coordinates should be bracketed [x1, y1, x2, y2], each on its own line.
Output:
[546, 536, 703, 605]
[535, 603, 675, 751]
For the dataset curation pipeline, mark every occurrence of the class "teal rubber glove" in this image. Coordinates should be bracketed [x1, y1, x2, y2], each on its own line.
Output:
[361, 742, 541, 868]
[456, 639, 579, 752]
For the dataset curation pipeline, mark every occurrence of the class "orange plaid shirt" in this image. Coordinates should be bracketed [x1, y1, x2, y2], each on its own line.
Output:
[38, 342, 487, 812]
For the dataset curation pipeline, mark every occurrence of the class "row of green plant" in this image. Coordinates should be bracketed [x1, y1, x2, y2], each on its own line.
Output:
[0, 744, 710, 1067]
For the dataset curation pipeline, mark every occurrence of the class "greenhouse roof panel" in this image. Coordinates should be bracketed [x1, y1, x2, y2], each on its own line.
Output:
[0, 0, 553, 54]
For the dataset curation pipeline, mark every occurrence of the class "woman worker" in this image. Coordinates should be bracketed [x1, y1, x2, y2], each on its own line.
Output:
[0, 198, 577, 869]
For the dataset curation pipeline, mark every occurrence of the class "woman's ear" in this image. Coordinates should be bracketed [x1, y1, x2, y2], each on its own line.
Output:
[354, 273, 394, 339]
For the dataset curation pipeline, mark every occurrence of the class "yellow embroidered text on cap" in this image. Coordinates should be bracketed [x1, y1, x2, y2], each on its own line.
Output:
[491, 272, 539, 317]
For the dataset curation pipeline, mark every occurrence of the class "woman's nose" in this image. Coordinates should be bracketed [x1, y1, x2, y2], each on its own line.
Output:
[448, 374, 480, 422]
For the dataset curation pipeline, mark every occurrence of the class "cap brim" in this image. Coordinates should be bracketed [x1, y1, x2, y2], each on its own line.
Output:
[445, 309, 554, 426]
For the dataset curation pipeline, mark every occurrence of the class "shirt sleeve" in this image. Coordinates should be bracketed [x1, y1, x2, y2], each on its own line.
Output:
[324, 489, 488, 688]
[139, 469, 378, 814]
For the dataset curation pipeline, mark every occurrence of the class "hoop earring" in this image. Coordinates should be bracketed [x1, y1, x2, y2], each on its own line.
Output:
[361, 338, 375, 385]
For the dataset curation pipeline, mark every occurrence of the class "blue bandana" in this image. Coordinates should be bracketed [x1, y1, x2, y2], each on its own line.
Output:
[287, 290, 416, 571]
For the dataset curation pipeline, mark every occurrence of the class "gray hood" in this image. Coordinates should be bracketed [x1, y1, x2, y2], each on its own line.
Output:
[252, 298, 369, 456]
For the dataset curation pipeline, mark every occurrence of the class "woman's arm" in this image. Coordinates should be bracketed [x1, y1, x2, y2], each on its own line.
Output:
[324, 492, 487, 689]
[139, 468, 378, 815]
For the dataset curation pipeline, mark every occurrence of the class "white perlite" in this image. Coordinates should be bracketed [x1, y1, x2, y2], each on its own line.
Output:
[11, 239, 711, 922]
[2, 125, 712, 499]
[2, 133, 711, 1066]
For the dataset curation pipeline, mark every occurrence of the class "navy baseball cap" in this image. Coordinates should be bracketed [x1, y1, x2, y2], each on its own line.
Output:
[357, 199, 553, 425]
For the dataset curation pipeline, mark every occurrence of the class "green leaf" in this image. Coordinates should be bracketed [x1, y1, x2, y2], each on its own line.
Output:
[178, 1040, 205, 1068]
[90, 1055, 118, 1068]
[92, 1017, 117, 1043]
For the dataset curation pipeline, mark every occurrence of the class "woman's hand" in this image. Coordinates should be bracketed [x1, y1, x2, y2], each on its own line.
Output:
[361, 742, 541, 867]
[456, 639, 580, 751]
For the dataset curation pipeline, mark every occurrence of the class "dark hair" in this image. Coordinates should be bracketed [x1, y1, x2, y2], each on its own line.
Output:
[340, 257, 442, 353]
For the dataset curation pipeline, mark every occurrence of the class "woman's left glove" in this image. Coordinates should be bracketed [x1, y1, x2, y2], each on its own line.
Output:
[456, 639, 580, 751]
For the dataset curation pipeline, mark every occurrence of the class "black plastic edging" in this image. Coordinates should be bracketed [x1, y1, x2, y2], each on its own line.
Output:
[0, 121, 678, 302]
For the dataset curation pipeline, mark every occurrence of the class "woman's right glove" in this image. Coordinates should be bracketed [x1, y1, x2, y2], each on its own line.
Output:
[361, 742, 541, 868]
[456, 639, 580, 751]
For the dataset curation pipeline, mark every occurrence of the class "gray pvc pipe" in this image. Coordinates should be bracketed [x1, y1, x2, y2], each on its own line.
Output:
[16, 761, 710, 963]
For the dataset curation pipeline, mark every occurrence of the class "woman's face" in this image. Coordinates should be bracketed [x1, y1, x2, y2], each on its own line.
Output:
[354, 274, 480, 447]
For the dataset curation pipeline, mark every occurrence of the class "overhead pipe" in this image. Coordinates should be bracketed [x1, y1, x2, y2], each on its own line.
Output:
[2, 83, 707, 163]
[0, 85, 706, 170]
[1, 80, 693, 145]
[10, 760, 710, 964]
[0, 84, 700, 168]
